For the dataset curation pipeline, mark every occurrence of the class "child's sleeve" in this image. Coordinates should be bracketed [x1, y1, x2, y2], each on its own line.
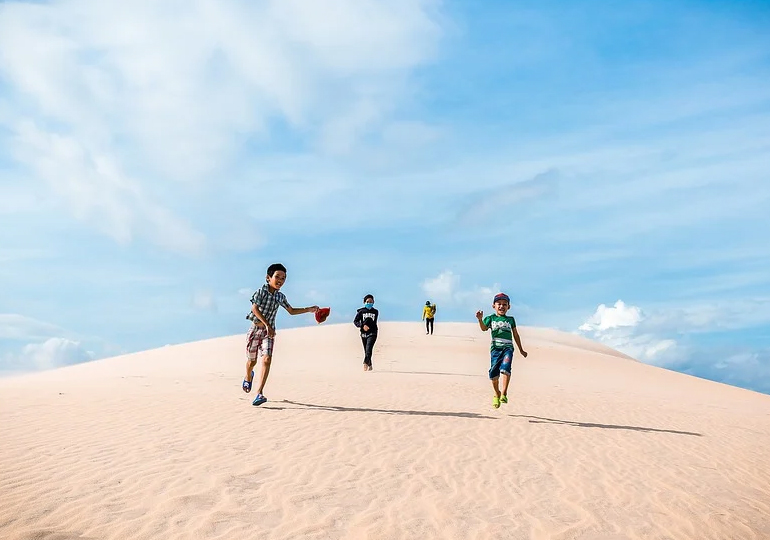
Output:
[482, 314, 492, 327]
[279, 294, 293, 311]
[353, 310, 362, 327]
[510, 316, 516, 328]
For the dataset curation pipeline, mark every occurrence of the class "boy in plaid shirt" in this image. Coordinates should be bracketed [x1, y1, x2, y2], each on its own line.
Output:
[243, 263, 319, 406]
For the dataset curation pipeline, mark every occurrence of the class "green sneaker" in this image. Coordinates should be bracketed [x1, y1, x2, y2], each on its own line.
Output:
[500, 395, 508, 404]
[493, 396, 501, 409]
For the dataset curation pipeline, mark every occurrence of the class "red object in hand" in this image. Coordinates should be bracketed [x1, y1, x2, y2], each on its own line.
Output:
[315, 307, 331, 324]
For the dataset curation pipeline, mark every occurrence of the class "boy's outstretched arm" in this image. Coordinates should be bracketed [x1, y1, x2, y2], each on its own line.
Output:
[286, 304, 319, 316]
[513, 327, 528, 357]
[476, 310, 488, 331]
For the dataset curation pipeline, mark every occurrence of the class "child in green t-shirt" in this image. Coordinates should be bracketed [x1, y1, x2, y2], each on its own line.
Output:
[476, 292, 528, 408]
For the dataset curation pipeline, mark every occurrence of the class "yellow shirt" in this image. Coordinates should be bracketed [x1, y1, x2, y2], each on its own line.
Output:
[423, 305, 436, 319]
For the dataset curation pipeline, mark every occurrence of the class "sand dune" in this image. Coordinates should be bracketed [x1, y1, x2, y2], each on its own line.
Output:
[1, 322, 769, 540]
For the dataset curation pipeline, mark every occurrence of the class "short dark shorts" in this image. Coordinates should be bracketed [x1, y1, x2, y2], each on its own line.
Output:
[489, 347, 513, 379]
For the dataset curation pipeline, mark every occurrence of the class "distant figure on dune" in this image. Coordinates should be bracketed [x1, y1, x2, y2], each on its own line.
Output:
[354, 294, 379, 371]
[243, 263, 320, 406]
[476, 293, 528, 409]
[422, 301, 436, 335]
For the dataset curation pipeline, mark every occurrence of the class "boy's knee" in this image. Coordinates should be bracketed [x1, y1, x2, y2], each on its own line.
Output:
[262, 355, 272, 366]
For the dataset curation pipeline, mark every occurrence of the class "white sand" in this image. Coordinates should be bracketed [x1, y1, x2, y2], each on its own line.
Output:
[1, 322, 769, 540]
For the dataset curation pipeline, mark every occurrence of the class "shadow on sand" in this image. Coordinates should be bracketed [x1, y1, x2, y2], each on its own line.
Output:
[510, 414, 702, 437]
[265, 400, 496, 420]
[383, 370, 482, 378]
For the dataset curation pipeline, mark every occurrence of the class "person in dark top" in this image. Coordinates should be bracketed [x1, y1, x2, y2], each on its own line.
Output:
[354, 294, 379, 371]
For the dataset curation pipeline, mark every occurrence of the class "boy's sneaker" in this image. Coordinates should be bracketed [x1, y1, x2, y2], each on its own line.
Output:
[493, 396, 501, 409]
[252, 394, 267, 406]
[500, 395, 508, 404]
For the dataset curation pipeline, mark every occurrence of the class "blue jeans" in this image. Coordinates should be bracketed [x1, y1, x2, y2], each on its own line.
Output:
[489, 347, 513, 379]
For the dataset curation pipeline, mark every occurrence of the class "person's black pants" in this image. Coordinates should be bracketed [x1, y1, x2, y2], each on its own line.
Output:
[425, 318, 434, 334]
[361, 334, 377, 366]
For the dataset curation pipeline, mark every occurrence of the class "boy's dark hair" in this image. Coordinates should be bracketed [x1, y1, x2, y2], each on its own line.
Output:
[266, 263, 287, 277]
[363, 294, 374, 302]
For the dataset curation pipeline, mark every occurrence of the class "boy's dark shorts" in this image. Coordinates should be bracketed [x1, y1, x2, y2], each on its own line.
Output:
[489, 347, 514, 379]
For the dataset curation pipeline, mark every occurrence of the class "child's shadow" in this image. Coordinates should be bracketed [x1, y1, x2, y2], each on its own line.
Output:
[267, 400, 496, 420]
[510, 414, 702, 436]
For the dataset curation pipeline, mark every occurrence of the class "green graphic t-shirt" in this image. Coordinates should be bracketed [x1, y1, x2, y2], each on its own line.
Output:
[482, 314, 516, 351]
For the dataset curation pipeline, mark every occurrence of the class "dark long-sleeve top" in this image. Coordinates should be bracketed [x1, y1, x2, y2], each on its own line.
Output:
[354, 307, 379, 338]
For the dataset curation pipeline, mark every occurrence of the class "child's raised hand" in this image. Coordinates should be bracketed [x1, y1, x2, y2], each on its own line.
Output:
[475, 310, 483, 320]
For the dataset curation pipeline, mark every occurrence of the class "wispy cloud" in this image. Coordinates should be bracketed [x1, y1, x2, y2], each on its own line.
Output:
[577, 299, 770, 393]
[0, 314, 65, 341]
[0, 248, 53, 264]
[456, 168, 559, 225]
[191, 290, 218, 313]
[579, 300, 643, 332]
[578, 300, 678, 364]
[706, 351, 770, 394]
[0, 313, 113, 373]
[2, 337, 94, 373]
[636, 298, 770, 334]
[0, 0, 442, 251]
[422, 270, 501, 310]
[12, 121, 206, 253]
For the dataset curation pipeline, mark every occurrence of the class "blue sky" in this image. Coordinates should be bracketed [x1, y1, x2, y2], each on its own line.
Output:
[1, 0, 769, 393]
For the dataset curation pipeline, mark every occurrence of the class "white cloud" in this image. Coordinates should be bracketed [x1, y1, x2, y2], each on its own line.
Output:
[455, 285, 500, 308]
[688, 350, 770, 395]
[422, 270, 501, 308]
[644, 339, 677, 358]
[12, 121, 205, 254]
[576, 297, 770, 386]
[0, 0, 442, 251]
[422, 270, 460, 302]
[0, 314, 117, 374]
[5, 337, 95, 371]
[576, 298, 770, 391]
[578, 300, 643, 332]
[578, 301, 680, 364]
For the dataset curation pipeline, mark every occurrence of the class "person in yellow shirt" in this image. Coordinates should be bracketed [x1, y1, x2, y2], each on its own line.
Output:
[422, 301, 436, 335]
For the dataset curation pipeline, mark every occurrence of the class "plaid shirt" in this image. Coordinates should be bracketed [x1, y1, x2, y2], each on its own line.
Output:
[246, 284, 291, 328]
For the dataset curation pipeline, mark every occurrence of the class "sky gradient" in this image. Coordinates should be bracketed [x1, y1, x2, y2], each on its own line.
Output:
[1, 0, 769, 394]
